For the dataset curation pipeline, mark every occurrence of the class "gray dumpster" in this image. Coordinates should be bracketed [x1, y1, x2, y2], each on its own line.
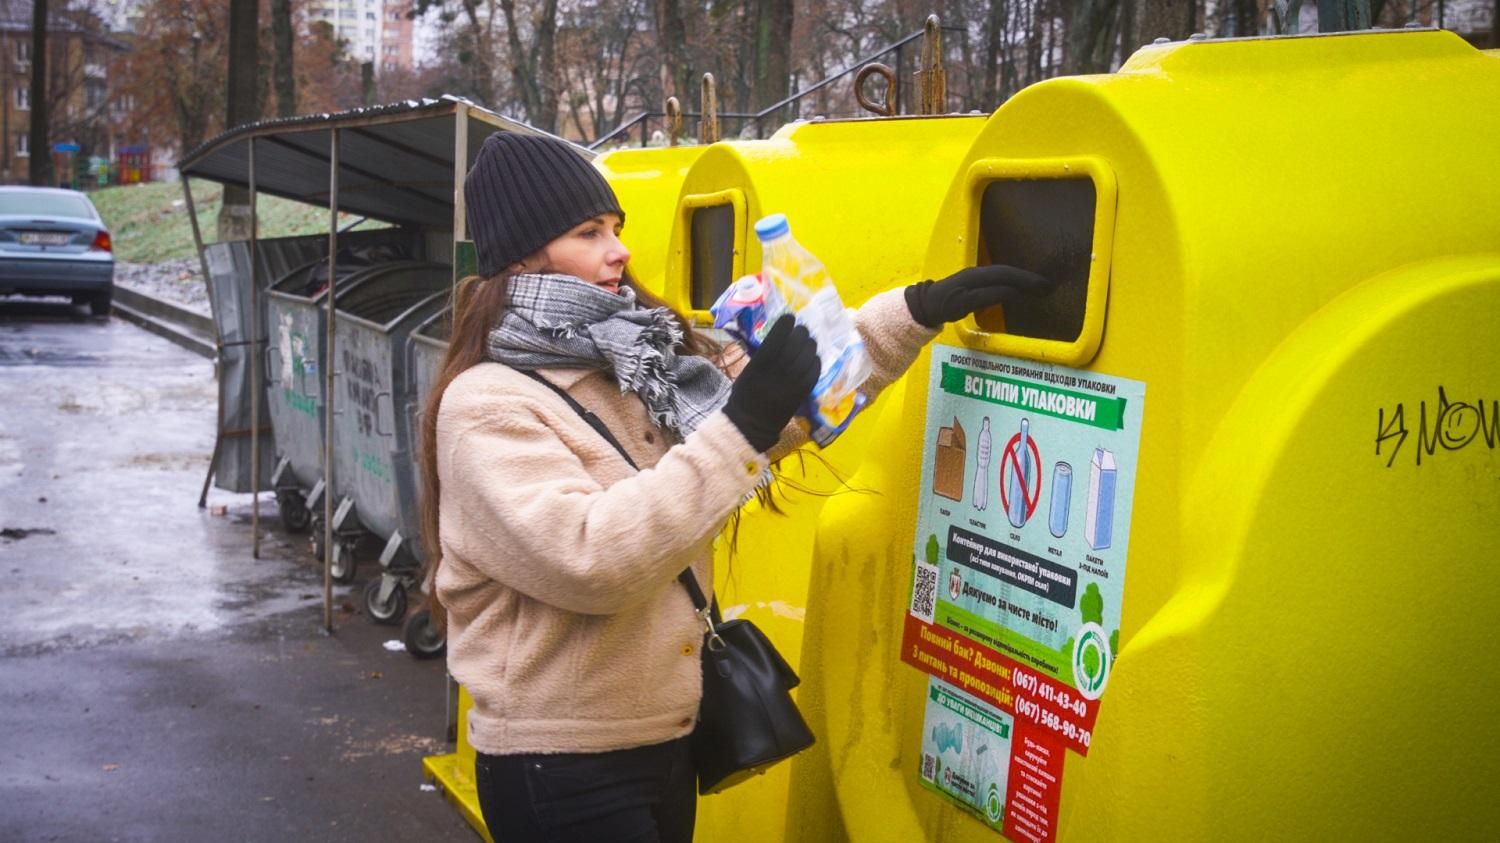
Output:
[264, 256, 398, 534]
[405, 305, 452, 555]
[391, 305, 452, 655]
[327, 262, 453, 591]
[204, 229, 414, 502]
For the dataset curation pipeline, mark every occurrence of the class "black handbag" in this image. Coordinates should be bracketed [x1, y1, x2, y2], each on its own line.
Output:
[677, 570, 815, 795]
[520, 370, 816, 795]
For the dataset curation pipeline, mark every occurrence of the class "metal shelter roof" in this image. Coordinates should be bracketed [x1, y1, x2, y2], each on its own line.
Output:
[177, 96, 577, 229]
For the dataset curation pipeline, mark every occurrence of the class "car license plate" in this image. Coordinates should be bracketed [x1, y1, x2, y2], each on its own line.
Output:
[19, 231, 72, 246]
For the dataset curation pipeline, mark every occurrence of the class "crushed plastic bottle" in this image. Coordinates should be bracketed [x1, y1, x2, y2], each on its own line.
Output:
[712, 213, 872, 447]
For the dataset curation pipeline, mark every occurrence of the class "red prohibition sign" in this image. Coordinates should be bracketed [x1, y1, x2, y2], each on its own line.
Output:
[997, 431, 1042, 520]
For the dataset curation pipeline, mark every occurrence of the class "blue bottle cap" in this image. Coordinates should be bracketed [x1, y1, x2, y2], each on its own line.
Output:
[753, 213, 790, 241]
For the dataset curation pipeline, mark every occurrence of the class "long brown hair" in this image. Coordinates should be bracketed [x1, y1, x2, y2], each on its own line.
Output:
[415, 271, 719, 629]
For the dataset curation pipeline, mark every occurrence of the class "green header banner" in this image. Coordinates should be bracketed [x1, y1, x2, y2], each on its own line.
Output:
[939, 363, 1127, 430]
[932, 683, 1010, 737]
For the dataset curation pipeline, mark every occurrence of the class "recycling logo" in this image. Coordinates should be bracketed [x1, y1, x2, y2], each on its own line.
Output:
[985, 782, 1003, 823]
[1072, 622, 1112, 701]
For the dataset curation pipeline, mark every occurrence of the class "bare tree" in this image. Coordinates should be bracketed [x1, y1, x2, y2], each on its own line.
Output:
[219, 0, 260, 240]
[272, 0, 295, 117]
[1135, 0, 1196, 43]
[414, 0, 500, 107]
[28, 0, 50, 185]
[751, 0, 794, 112]
[499, 0, 559, 131]
[113, 0, 227, 157]
[1065, 0, 1122, 74]
[654, 0, 692, 102]
[556, 0, 658, 143]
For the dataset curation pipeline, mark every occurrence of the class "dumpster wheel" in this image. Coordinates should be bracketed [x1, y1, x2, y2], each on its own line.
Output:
[330, 540, 358, 585]
[276, 490, 311, 533]
[365, 577, 407, 626]
[403, 609, 446, 660]
[310, 525, 359, 584]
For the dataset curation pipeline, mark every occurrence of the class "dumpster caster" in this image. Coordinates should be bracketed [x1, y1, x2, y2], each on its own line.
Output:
[403, 608, 446, 660]
[277, 490, 311, 533]
[310, 525, 359, 584]
[330, 539, 358, 584]
[364, 577, 407, 625]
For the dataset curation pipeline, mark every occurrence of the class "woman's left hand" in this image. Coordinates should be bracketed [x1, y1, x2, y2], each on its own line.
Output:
[904, 264, 1051, 328]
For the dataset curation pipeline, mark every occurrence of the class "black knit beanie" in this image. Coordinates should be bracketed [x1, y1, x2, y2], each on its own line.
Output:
[464, 132, 625, 278]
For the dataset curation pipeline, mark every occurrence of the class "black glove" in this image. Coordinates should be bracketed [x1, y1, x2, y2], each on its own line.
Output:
[904, 264, 1052, 328]
[723, 315, 821, 452]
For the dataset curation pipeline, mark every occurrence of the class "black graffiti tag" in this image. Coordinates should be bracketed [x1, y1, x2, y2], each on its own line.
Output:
[1376, 387, 1498, 468]
[342, 349, 383, 436]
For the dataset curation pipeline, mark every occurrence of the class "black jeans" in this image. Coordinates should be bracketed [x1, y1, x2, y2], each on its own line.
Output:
[474, 737, 696, 843]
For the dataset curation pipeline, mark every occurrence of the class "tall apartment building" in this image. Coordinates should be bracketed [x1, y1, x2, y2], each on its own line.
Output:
[306, 0, 416, 75]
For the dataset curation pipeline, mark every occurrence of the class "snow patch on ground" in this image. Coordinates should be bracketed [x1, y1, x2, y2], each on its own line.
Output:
[115, 259, 211, 316]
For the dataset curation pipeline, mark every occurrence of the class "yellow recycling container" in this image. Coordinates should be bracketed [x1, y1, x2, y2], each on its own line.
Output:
[594, 144, 709, 292]
[427, 28, 1500, 842]
[658, 116, 991, 841]
[797, 27, 1500, 843]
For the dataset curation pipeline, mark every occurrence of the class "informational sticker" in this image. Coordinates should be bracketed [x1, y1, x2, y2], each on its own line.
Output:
[919, 677, 1065, 843]
[904, 345, 1146, 841]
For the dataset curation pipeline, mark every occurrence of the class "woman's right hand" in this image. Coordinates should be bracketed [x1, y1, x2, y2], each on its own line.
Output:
[723, 315, 821, 452]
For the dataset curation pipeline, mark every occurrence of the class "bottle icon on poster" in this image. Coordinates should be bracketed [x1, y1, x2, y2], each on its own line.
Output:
[1005, 418, 1036, 528]
[972, 417, 992, 510]
[1048, 461, 1072, 538]
[1085, 448, 1117, 550]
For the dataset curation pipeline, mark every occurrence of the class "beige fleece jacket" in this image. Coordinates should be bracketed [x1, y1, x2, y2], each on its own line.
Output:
[435, 288, 936, 756]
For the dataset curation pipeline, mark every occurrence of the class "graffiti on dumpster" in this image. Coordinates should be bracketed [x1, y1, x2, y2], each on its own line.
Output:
[904, 346, 1146, 843]
[340, 349, 394, 484]
[276, 318, 317, 419]
[342, 349, 384, 438]
[1375, 386, 1498, 467]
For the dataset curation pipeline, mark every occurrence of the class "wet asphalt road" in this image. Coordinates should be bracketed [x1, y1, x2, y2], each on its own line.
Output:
[0, 301, 474, 842]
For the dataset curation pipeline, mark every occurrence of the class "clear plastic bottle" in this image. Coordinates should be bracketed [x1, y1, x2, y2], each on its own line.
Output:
[753, 213, 871, 446]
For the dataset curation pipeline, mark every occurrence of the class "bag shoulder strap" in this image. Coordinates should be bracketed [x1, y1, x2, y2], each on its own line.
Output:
[518, 369, 638, 470]
[516, 369, 712, 609]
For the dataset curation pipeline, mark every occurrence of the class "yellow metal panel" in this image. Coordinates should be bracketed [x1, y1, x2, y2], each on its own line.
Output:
[950, 156, 1118, 367]
[593, 145, 706, 295]
[667, 187, 749, 323]
[423, 686, 492, 842]
[811, 28, 1500, 842]
[667, 115, 989, 843]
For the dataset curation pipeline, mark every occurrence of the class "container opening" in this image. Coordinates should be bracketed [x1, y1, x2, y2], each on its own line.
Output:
[975, 179, 1096, 342]
[690, 203, 737, 310]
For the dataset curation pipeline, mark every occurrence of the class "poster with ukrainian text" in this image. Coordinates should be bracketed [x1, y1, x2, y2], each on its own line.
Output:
[902, 345, 1145, 841]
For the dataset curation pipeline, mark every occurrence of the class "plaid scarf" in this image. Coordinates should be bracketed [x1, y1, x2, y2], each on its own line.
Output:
[486, 273, 731, 440]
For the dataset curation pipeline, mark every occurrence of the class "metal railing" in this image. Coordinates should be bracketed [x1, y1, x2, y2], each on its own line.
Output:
[588, 20, 965, 150]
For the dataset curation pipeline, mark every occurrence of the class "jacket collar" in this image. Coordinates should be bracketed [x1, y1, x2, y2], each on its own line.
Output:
[533, 367, 596, 391]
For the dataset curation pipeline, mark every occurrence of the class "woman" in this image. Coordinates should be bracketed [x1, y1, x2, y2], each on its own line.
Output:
[418, 131, 1043, 842]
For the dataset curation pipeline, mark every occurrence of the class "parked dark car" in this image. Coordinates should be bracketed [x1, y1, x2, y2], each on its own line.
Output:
[0, 186, 115, 316]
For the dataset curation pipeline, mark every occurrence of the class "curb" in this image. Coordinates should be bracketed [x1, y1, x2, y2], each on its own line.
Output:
[113, 286, 217, 360]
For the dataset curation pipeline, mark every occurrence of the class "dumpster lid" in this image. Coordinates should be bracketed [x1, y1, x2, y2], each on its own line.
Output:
[178, 96, 589, 228]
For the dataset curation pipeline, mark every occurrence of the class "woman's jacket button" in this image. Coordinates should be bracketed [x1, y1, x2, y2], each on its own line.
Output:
[681, 644, 695, 657]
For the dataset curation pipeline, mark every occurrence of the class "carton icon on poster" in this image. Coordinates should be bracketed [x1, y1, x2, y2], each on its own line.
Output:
[972, 417, 992, 510]
[933, 417, 966, 501]
[1085, 447, 1117, 550]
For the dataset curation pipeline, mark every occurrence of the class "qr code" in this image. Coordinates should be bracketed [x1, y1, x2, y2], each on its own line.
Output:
[910, 560, 939, 624]
[920, 752, 937, 782]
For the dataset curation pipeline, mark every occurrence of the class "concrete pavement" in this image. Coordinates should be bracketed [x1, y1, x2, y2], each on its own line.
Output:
[0, 300, 474, 842]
